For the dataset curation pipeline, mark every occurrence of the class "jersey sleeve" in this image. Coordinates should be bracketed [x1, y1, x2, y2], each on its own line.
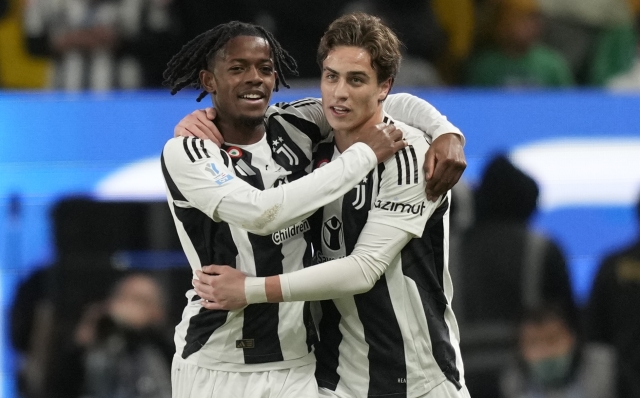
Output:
[162, 137, 243, 219]
[367, 140, 445, 237]
[383, 93, 465, 146]
[272, 222, 413, 302]
[162, 137, 379, 235]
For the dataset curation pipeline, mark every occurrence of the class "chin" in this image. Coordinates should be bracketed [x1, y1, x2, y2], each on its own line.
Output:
[238, 114, 264, 128]
[328, 118, 356, 133]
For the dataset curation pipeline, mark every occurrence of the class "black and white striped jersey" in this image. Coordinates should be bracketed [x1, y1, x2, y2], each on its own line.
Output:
[162, 95, 463, 373]
[162, 99, 338, 372]
[310, 116, 465, 397]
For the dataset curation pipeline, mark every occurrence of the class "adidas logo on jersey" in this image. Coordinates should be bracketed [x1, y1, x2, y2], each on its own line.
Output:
[236, 339, 255, 348]
[374, 199, 426, 216]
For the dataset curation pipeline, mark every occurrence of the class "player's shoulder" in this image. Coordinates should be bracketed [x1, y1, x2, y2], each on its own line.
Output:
[163, 137, 226, 164]
[267, 97, 322, 118]
[391, 119, 429, 146]
[378, 117, 428, 185]
[163, 136, 185, 156]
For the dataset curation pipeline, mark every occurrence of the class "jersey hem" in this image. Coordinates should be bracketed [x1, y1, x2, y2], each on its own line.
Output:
[174, 351, 316, 373]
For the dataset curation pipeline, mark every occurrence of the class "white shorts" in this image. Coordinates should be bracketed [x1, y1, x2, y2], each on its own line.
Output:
[318, 380, 471, 398]
[172, 357, 318, 398]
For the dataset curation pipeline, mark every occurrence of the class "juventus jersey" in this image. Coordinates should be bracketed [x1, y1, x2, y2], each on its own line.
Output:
[311, 117, 465, 397]
[162, 99, 334, 372]
[162, 94, 463, 373]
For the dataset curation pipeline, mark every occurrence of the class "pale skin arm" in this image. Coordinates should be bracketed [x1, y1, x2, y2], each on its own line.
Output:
[174, 108, 466, 201]
[193, 220, 429, 310]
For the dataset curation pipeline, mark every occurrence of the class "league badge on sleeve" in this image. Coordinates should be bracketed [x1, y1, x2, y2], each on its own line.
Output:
[204, 162, 234, 186]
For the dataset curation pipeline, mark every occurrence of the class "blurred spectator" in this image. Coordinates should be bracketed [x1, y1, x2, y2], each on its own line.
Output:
[10, 266, 60, 398]
[172, 1, 444, 84]
[538, 0, 636, 85]
[0, 0, 49, 88]
[585, 190, 640, 398]
[341, 0, 446, 86]
[467, 0, 574, 87]
[448, 179, 476, 318]
[172, 0, 344, 81]
[10, 198, 189, 398]
[455, 154, 576, 397]
[23, 0, 181, 90]
[432, 0, 476, 85]
[500, 303, 616, 398]
[607, 4, 640, 89]
[11, 270, 173, 398]
[77, 273, 172, 398]
[459, 154, 576, 325]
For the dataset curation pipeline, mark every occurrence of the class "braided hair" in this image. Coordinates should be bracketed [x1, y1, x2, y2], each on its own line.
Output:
[163, 21, 298, 102]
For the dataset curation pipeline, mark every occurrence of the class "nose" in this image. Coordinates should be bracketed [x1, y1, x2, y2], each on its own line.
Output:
[246, 66, 263, 85]
[333, 77, 348, 100]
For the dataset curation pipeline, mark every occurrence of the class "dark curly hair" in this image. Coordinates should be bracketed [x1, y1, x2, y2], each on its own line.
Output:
[163, 21, 298, 102]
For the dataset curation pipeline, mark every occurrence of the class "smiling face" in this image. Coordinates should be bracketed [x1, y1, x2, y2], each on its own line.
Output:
[320, 46, 391, 135]
[200, 35, 276, 128]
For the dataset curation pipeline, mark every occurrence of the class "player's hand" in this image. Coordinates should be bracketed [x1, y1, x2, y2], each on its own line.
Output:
[355, 123, 407, 163]
[424, 133, 466, 201]
[174, 108, 224, 147]
[194, 265, 248, 310]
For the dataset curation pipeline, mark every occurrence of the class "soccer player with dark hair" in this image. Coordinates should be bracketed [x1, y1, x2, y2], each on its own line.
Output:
[193, 13, 470, 398]
[163, 18, 466, 397]
[162, 20, 411, 398]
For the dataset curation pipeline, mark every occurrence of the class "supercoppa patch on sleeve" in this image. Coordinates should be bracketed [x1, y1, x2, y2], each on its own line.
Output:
[204, 162, 234, 186]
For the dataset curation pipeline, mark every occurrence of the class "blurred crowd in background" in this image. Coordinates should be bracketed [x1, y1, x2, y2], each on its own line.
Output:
[3, 1, 640, 398]
[0, 0, 640, 90]
[8, 155, 640, 398]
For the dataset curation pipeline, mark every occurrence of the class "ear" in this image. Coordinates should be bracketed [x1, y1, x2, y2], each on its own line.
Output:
[200, 69, 217, 94]
[378, 77, 393, 102]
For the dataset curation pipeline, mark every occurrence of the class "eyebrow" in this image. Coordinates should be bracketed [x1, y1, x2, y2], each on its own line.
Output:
[324, 67, 369, 79]
[225, 57, 273, 64]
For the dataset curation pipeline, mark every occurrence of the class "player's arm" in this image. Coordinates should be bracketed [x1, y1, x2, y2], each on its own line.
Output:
[294, 94, 467, 200]
[163, 131, 404, 236]
[286, 95, 465, 150]
[383, 93, 465, 145]
[174, 100, 332, 142]
[195, 144, 445, 309]
[262, 222, 418, 302]
[173, 95, 466, 200]
[194, 222, 412, 308]
[265, 150, 447, 302]
[195, 200, 444, 309]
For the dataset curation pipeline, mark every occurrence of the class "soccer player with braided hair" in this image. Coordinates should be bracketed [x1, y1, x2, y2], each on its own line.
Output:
[162, 20, 466, 397]
[164, 21, 297, 102]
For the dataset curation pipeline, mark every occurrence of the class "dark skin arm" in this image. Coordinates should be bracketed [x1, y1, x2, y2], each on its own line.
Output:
[424, 133, 466, 201]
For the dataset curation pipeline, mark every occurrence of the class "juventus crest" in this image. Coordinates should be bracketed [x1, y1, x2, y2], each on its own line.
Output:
[271, 136, 299, 166]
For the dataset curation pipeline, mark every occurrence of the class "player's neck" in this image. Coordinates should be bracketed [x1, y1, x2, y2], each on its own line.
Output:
[334, 107, 384, 153]
[215, 115, 266, 145]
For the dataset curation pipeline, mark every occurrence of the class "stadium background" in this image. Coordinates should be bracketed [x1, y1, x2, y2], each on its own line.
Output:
[0, 88, 639, 397]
